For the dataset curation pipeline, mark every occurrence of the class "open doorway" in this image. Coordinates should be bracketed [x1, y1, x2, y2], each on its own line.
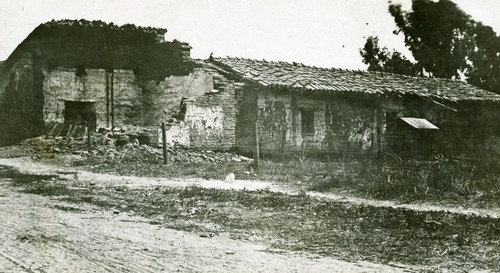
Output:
[64, 101, 96, 131]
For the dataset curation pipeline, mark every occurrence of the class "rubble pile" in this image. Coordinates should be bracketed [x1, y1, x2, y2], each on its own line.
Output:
[18, 131, 254, 165]
[93, 127, 254, 164]
[102, 142, 254, 164]
[97, 126, 158, 147]
[20, 136, 87, 155]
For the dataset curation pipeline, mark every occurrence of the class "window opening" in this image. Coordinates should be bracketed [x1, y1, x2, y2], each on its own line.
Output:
[301, 109, 315, 136]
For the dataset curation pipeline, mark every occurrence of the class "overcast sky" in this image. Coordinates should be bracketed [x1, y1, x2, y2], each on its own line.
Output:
[0, 0, 499, 70]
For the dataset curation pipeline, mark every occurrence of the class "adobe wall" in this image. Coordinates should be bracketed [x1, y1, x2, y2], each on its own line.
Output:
[42, 68, 143, 128]
[42, 67, 216, 129]
[0, 20, 198, 146]
[141, 68, 214, 125]
[234, 83, 259, 155]
[40, 64, 234, 150]
[322, 96, 378, 154]
[162, 69, 239, 151]
[255, 90, 296, 153]
[249, 89, 379, 155]
[236, 85, 486, 157]
[0, 53, 45, 145]
[381, 95, 470, 155]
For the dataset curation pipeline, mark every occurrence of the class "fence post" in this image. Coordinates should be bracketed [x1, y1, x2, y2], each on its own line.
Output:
[87, 122, 92, 152]
[255, 121, 260, 171]
[161, 122, 167, 164]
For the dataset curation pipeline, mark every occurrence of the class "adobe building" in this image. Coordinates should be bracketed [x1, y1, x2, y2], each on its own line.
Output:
[0, 20, 198, 145]
[1, 20, 500, 157]
[171, 57, 500, 157]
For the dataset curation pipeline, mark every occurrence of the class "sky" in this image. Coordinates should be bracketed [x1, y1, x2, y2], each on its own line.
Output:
[0, 0, 499, 70]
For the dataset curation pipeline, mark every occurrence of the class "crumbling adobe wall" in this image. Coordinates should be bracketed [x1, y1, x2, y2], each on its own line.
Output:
[43, 68, 105, 126]
[0, 53, 45, 145]
[255, 90, 296, 153]
[141, 68, 214, 125]
[163, 69, 239, 150]
[42, 67, 215, 130]
[248, 89, 380, 155]
[42, 68, 142, 128]
[188, 85, 238, 150]
[0, 19, 198, 146]
[234, 83, 259, 155]
[323, 96, 378, 154]
[381, 95, 468, 155]
[112, 70, 143, 126]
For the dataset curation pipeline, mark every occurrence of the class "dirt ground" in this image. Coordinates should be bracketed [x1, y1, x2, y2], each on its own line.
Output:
[2, 157, 500, 219]
[0, 157, 416, 273]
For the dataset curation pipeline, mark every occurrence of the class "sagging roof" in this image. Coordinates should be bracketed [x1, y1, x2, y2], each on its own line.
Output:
[400, 118, 439, 130]
[209, 57, 500, 102]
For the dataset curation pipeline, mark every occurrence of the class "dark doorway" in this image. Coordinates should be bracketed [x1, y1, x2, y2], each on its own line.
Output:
[64, 101, 96, 131]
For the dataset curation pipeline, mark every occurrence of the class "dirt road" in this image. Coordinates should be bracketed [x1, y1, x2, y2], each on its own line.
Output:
[1, 157, 499, 219]
[0, 159, 413, 273]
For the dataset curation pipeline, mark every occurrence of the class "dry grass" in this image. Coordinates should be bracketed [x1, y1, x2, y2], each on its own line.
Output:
[306, 154, 500, 207]
[76, 148, 252, 180]
[72, 145, 500, 208]
[3, 165, 499, 272]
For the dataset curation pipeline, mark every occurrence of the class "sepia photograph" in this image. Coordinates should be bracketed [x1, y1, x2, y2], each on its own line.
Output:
[0, 0, 499, 272]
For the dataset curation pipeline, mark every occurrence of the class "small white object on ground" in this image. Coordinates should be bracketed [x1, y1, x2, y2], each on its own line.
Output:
[225, 172, 235, 183]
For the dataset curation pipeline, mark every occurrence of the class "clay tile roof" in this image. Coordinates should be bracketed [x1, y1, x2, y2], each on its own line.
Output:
[209, 57, 500, 102]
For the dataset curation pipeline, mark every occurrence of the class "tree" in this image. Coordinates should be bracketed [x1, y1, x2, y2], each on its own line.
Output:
[360, 0, 500, 94]
[360, 36, 417, 76]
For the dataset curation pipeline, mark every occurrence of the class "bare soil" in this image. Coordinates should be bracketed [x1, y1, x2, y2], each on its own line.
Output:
[2, 157, 500, 219]
[0, 158, 415, 273]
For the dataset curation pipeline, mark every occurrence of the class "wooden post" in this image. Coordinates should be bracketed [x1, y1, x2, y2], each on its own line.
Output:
[161, 122, 167, 164]
[110, 71, 115, 129]
[87, 122, 92, 152]
[105, 72, 109, 128]
[255, 121, 260, 171]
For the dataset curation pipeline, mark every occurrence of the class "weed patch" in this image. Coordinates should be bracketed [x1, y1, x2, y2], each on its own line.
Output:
[51, 185, 500, 271]
[72, 147, 500, 207]
[306, 154, 500, 206]
[75, 148, 251, 180]
[5, 163, 499, 271]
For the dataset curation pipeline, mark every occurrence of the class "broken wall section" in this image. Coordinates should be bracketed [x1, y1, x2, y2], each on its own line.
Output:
[42, 68, 143, 129]
[0, 20, 199, 146]
[141, 68, 214, 126]
[0, 53, 45, 146]
[163, 68, 240, 151]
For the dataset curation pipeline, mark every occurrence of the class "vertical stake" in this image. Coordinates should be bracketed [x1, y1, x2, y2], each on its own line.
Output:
[87, 122, 92, 152]
[105, 71, 109, 128]
[110, 71, 115, 129]
[255, 121, 260, 171]
[162, 122, 167, 164]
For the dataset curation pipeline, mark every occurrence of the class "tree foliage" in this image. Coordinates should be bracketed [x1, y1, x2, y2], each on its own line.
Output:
[360, 36, 417, 76]
[360, 0, 500, 94]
